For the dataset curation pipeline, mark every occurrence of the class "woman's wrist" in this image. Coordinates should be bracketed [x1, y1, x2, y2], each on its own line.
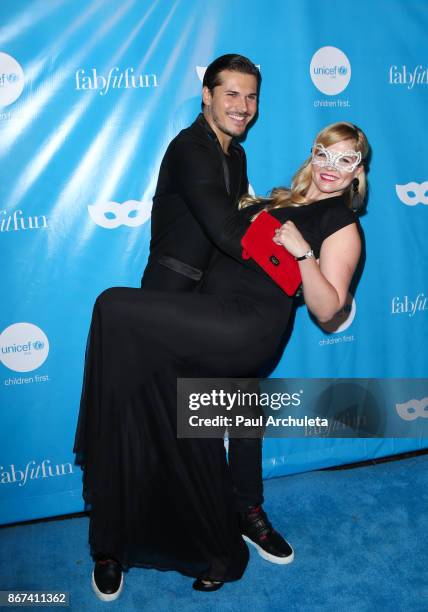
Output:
[295, 248, 314, 261]
[294, 242, 312, 259]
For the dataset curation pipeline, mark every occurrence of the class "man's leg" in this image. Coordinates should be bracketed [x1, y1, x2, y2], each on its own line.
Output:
[228, 437, 294, 564]
[228, 438, 264, 511]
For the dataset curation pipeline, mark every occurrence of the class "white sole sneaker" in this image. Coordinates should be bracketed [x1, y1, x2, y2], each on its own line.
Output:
[91, 568, 124, 602]
[243, 535, 295, 564]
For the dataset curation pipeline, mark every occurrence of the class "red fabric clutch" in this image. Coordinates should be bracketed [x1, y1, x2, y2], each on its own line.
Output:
[241, 211, 302, 296]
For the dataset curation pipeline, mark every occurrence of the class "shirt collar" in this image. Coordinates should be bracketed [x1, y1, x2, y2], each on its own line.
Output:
[195, 113, 241, 153]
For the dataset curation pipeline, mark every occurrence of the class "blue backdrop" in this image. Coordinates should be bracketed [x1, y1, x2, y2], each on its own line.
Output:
[1, 0, 427, 524]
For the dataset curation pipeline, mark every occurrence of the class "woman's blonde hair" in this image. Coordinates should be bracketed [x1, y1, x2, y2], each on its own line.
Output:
[239, 122, 370, 211]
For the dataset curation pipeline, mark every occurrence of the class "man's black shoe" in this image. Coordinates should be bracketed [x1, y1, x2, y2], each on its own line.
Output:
[240, 505, 294, 564]
[92, 558, 124, 601]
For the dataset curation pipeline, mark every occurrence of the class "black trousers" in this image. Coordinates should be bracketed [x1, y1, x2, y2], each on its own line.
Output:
[228, 437, 263, 512]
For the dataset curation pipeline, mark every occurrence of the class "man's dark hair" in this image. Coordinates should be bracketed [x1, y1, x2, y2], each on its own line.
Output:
[202, 54, 261, 94]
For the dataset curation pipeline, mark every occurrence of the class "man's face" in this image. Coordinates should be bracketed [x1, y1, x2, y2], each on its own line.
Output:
[202, 70, 258, 142]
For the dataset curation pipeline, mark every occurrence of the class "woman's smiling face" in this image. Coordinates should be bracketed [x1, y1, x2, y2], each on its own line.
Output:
[309, 138, 363, 199]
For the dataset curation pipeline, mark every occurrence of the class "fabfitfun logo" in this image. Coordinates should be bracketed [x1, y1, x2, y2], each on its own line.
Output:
[0, 51, 24, 106]
[310, 46, 351, 95]
[0, 209, 48, 232]
[389, 65, 428, 89]
[0, 459, 73, 487]
[88, 199, 152, 229]
[391, 293, 427, 317]
[75, 67, 158, 96]
[395, 397, 428, 421]
[1, 323, 49, 372]
[396, 182, 428, 206]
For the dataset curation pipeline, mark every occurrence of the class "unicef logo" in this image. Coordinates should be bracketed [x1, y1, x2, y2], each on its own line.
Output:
[319, 292, 356, 334]
[310, 46, 351, 95]
[88, 199, 152, 229]
[0, 323, 49, 372]
[0, 52, 25, 106]
[395, 182, 428, 206]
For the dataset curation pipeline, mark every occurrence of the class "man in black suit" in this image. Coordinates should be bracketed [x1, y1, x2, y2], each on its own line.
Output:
[141, 54, 294, 566]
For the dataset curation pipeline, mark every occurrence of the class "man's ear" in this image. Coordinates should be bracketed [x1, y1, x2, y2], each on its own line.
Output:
[202, 86, 212, 107]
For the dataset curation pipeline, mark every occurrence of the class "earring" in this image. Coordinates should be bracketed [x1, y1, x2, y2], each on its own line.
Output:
[351, 177, 364, 212]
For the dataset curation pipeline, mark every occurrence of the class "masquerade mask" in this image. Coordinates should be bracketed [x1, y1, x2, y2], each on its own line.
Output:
[311, 143, 361, 173]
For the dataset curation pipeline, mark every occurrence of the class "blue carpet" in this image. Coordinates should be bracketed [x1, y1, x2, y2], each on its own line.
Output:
[0, 454, 427, 611]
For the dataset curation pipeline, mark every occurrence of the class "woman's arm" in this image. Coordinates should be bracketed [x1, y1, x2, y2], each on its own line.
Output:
[274, 221, 361, 323]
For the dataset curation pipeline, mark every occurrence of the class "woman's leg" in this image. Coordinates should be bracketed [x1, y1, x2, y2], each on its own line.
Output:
[75, 287, 277, 584]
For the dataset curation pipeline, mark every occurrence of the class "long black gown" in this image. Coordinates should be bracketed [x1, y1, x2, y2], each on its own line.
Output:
[74, 194, 355, 582]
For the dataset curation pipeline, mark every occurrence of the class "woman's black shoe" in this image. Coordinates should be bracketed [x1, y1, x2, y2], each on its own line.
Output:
[192, 578, 224, 592]
[92, 558, 123, 601]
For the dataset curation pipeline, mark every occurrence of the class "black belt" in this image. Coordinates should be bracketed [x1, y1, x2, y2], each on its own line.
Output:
[158, 255, 203, 281]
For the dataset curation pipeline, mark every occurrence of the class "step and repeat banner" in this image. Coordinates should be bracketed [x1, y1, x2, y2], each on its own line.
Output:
[1, 0, 427, 524]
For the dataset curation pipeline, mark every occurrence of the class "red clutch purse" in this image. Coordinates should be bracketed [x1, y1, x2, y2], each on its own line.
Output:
[241, 211, 302, 296]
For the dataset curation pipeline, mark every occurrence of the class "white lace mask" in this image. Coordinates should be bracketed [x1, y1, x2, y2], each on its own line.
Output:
[311, 143, 361, 173]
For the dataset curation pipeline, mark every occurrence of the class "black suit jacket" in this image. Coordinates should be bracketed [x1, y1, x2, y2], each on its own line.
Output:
[141, 114, 254, 291]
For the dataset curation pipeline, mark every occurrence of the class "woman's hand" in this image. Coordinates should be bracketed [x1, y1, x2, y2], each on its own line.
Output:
[274, 220, 361, 324]
[273, 220, 311, 258]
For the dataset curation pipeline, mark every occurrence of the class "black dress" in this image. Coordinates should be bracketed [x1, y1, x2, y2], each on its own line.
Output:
[74, 194, 355, 582]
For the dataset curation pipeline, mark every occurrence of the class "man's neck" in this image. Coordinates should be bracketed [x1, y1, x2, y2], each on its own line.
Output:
[202, 110, 232, 154]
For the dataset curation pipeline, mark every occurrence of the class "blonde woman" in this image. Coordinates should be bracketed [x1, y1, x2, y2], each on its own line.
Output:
[240, 121, 368, 323]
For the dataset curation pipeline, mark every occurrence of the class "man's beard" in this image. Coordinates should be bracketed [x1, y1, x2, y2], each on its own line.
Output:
[212, 111, 247, 139]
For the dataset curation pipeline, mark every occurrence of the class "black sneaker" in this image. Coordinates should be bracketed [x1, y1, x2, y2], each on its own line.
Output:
[240, 505, 294, 564]
[92, 558, 124, 601]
